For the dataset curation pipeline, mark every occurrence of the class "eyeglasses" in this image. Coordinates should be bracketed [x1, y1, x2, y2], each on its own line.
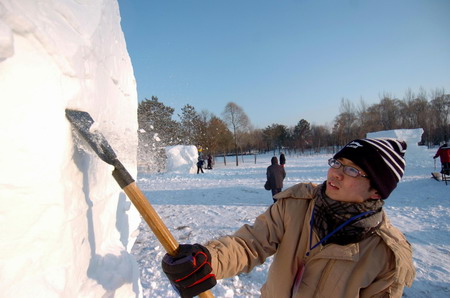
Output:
[328, 158, 369, 178]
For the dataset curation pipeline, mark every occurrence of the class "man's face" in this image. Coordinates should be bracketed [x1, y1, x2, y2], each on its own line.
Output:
[325, 158, 381, 203]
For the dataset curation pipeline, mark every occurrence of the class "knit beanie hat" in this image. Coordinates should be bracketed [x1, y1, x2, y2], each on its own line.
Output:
[333, 138, 407, 199]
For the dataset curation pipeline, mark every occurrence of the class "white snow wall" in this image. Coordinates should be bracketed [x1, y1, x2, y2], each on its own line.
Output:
[0, 1, 141, 297]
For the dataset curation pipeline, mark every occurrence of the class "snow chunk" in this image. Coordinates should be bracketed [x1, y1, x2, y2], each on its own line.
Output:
[165, 145, 199, 174]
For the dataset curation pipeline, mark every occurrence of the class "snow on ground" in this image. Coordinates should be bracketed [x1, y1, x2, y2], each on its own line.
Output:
[132, 146, 450, 298]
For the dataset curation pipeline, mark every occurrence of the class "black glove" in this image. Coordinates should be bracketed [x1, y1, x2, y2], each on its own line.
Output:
[162, 244, 216, 298]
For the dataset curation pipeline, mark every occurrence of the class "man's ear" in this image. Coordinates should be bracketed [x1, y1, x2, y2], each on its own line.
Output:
[369, 190, 382, 200]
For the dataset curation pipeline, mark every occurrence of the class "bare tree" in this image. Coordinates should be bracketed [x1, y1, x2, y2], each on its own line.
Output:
[222, 102, 251, 166]
[429, 88, 450, 144]
[401, 89, 429, 130]
[332, 98, 359, 145]
[246, 128, 265, 153]
[310, 124, 332, 153]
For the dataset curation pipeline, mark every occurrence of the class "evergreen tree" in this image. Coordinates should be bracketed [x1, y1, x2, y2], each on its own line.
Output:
[179, 104, 201, 145]
[293, 119, 311, 153]
[137, 96, 180, 171]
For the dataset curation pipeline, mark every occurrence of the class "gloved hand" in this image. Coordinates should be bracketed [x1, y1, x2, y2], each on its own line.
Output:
[162, 244, 216, 298]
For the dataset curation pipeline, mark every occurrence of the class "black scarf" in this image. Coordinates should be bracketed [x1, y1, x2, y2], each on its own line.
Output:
[312, 182, 384, 246]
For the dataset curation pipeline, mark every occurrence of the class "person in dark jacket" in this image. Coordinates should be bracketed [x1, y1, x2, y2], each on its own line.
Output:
[207, 154, 213, 170]
[197, 158, 204, 174]
[280, 152, 286, 167]
[266, 156, 286, 202]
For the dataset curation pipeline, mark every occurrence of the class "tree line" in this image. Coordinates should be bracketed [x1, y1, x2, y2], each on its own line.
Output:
[138, 88, 449, 169]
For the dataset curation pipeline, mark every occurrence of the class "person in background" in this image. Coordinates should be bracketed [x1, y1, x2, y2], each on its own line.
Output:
[197, 157, 204, 174]
[433, 143, 450, 174]
[280, 152, 286, 167]
[207, 154, 213, 170]
[266, 156, 286, 203]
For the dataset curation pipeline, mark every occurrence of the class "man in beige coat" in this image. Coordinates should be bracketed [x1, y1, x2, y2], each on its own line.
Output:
[162, 138, 416, 298]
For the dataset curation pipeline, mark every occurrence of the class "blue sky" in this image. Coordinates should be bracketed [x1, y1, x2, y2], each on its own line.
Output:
[118, 0, 450, 129]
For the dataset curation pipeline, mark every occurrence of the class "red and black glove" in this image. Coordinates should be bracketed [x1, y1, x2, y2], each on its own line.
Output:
[162, 244, 216, 298]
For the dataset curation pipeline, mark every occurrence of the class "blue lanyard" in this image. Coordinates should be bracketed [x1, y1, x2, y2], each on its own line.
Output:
[306, 206, 375, 256]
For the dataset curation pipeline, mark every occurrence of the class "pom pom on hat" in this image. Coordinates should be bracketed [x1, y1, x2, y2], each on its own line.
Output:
[333, 138, 407, 199]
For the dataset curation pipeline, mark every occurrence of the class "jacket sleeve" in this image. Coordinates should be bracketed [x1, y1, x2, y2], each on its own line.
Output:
[359, 260, 406, 298]
[204, 202, 286, 279]
[434, 148, 441, 158]
[361, 220, 416, 297]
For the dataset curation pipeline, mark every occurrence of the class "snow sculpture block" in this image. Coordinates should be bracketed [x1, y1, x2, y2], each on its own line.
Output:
[0, 0, 141, 296]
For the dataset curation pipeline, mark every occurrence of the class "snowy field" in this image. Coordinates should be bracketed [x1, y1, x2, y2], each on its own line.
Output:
[131, 149, 450, 298]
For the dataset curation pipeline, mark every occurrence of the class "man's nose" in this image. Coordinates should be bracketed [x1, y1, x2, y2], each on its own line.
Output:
[330, 166, 345, 180]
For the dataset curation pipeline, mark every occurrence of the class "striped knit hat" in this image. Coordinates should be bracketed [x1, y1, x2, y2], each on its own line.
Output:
[333, 138, 407, 199]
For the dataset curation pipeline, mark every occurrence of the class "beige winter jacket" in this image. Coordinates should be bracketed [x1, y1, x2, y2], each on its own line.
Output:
[205, 183, 415, 298]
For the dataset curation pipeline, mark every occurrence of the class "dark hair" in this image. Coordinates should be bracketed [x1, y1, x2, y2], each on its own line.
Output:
[271, 156, 278, 165]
